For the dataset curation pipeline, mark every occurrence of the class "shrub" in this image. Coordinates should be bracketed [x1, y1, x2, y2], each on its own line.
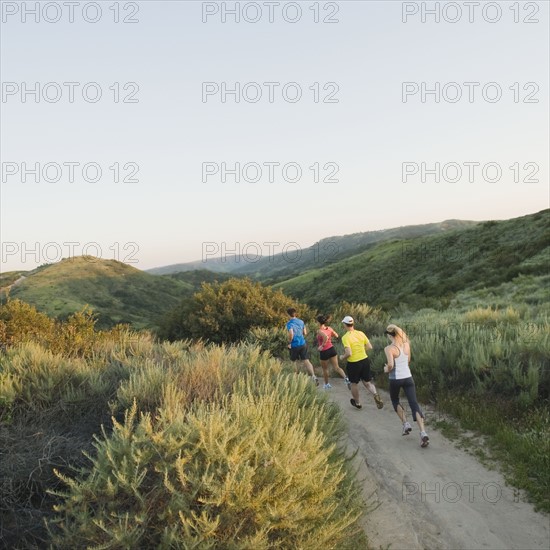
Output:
[332, 302, 390, 337]
[158, 278, 314, 344]
[0, 299, 139, 358]
[49, 374, 364, 548]
[245, 326, 289, 359]
[0, 298, 56, 347]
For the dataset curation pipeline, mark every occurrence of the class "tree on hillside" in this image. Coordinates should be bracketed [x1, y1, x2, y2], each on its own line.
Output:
[158, 278, 313, 344]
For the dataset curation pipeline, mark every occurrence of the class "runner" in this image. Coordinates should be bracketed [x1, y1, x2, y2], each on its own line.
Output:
[383, 323, 429, 447]
[286, 308, 319, 386]
[316, 314, 351, 390]
[339, 315, 383, 410]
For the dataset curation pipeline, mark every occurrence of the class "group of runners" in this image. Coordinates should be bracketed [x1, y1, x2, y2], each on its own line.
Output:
[285, 308, 430, 448]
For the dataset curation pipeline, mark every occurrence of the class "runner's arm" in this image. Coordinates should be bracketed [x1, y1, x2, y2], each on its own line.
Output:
[318, 330, 328, 351]
[384, 346, 396, 372]
[339, 347, 352, 361]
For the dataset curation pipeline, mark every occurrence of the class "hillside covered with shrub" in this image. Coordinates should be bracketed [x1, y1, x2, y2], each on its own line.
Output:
[274, 209, 549, 311]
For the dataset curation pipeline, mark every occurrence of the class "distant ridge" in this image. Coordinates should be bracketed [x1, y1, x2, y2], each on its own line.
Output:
[2, 210, 547, 328]
[273, 209, 550, 310]
[147, 219, 478, 279]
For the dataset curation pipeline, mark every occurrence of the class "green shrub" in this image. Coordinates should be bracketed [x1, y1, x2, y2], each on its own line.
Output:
[0, 298, 56, 347]
[0, 298, 140, 358]
[50, 374, 363, 549]
[332, 302, 390, 337]
[1, 336, 366, 548]
[245, 326, 289, 359]
[158, 278, 314, 344]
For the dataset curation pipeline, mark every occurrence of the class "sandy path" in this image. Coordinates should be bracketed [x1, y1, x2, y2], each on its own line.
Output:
[325, 382, 549, 550]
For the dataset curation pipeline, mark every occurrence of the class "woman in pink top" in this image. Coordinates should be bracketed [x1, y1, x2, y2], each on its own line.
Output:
[316, 314, 351, 390]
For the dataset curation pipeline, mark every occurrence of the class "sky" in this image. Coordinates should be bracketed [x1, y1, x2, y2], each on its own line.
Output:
[1, 0, 549, 272]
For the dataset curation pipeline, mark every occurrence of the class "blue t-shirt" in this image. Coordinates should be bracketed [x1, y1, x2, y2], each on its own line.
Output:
[286, 318, 306, 347]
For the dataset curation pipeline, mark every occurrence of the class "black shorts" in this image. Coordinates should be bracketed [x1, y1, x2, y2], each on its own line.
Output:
[320, 347, 337, 361]
[289, 344, 309, 361]
[346, 357, 372, 384]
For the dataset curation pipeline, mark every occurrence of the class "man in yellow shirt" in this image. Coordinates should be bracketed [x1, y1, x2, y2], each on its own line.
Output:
[339, 316, 383, 410]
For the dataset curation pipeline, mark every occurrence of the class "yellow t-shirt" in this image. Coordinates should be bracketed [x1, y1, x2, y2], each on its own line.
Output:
[341, 330, 369, 362]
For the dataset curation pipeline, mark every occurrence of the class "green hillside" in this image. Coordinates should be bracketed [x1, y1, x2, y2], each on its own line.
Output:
[147, 220, 478, 278]
[0, 271, 27, 288]
[147, 257, 242, 275]
[234, 219, 479, 283]
[166, 269, 238, 288]
[1, 256, 193, 329]
[273, 210, 550, 311]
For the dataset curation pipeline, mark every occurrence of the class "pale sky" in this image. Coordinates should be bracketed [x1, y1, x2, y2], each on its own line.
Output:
[1, 0, 548, 271]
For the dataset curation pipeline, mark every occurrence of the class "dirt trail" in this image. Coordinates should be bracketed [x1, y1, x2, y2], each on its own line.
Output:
[1, 275, 26, 293]
[325, 383, 549, 550]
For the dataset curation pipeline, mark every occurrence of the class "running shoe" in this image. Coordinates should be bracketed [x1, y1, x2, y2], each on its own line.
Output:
[312, 376, 319, 386]
[350, 398, 362, 409]
[402, 422, 412, 436]
[420, 431, 430, 447]
[323, 383, 332, 390]
[344, 377, 351, 390]
[374, 393, 384, 409]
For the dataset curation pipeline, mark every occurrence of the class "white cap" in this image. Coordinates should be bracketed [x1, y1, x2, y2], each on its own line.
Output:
[342, 316, 354, 325]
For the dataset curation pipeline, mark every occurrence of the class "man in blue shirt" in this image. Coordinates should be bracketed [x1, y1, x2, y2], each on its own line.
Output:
[286, 308, 319, 386]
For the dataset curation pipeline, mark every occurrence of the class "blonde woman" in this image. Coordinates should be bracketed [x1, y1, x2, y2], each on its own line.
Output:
[383, 324, 429, 447]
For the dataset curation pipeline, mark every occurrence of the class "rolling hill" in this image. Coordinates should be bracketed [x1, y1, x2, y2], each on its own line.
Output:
[0, 257, 193, 329]
[147, 220, 478, 280]
[147, 257, 243, 275]
[272, 209, 550, 311]
[2, 211, 547, 328]
[165, 269, 238, 287]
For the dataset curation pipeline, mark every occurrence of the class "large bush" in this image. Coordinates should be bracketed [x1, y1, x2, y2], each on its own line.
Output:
[0, 298, 135, 357]
[1, 332, 366, 548]
[158, 278, 314, 344]
[50, 375, 363, 549]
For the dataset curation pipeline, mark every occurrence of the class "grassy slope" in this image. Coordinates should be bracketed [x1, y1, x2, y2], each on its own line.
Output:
[273, 209, 550, 310]
[147, 220, 477, 278]
[3, 257, 192, 329]
[166, 269, 238, 288]
[0, 271, 28, 288]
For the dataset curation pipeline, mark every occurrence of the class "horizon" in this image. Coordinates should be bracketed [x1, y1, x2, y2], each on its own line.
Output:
[2, 1, 549, 273]
[1, 206, 545, 273]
